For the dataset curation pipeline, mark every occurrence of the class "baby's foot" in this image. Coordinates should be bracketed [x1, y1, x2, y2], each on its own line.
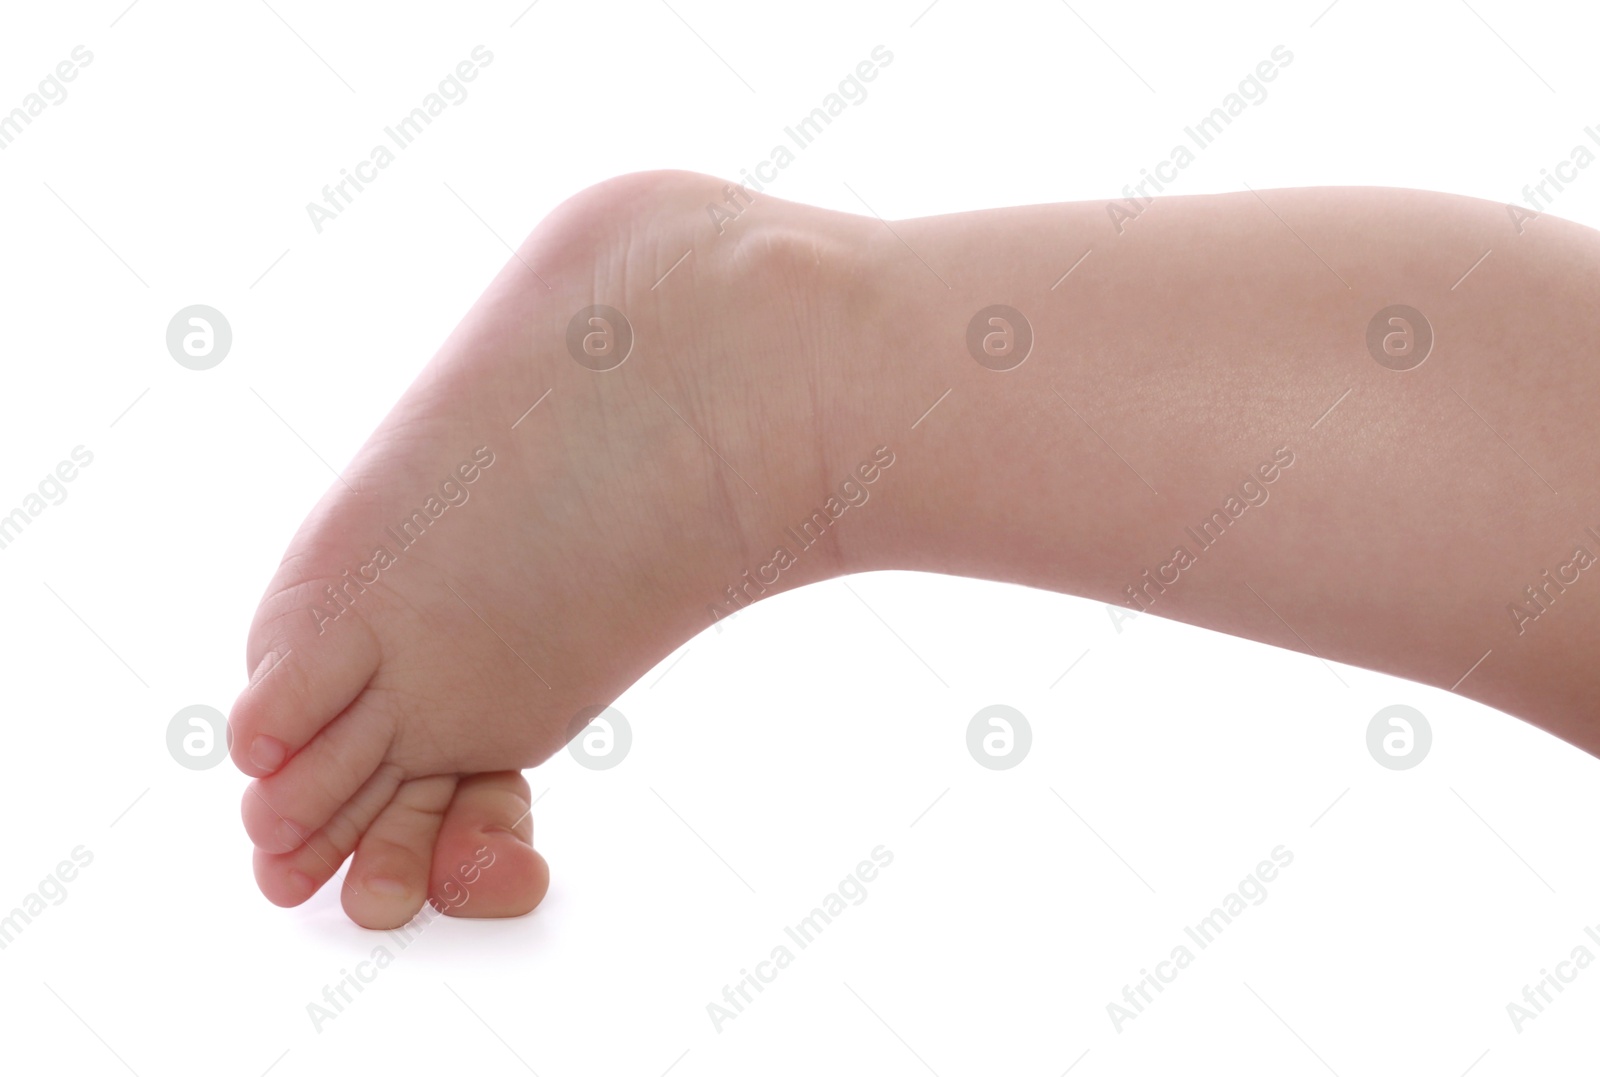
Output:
[229, 171, 888, 927]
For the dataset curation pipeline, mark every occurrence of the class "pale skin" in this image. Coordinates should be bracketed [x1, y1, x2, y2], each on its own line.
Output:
[228, 170, 1600, 927]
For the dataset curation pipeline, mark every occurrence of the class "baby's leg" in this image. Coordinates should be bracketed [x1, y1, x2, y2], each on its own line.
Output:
[229, 173, 1600, 926]
[848, 187, 1600, 755]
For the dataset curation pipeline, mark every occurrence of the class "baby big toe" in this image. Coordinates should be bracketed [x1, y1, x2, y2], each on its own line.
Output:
[430, 771, 549, 919]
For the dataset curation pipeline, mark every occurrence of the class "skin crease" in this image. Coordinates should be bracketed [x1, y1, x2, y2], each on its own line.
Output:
[232, 171, 1600, 927]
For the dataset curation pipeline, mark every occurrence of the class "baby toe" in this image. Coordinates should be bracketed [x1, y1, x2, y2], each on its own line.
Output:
[252, 764, 406, 907]
[228, 581, 382, 779]
[242, 696, 395, 853]
[430, 771, 549, 919]
[341, 775, 458, 930]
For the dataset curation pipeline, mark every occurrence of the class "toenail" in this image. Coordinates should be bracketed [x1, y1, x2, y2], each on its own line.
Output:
[275, 820, 308, 849]
[249, 735, 288, 772]
[365, 877, 409, 898]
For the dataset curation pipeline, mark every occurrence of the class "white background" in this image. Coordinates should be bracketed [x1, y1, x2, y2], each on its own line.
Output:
[2, 0, 1598, 1073]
